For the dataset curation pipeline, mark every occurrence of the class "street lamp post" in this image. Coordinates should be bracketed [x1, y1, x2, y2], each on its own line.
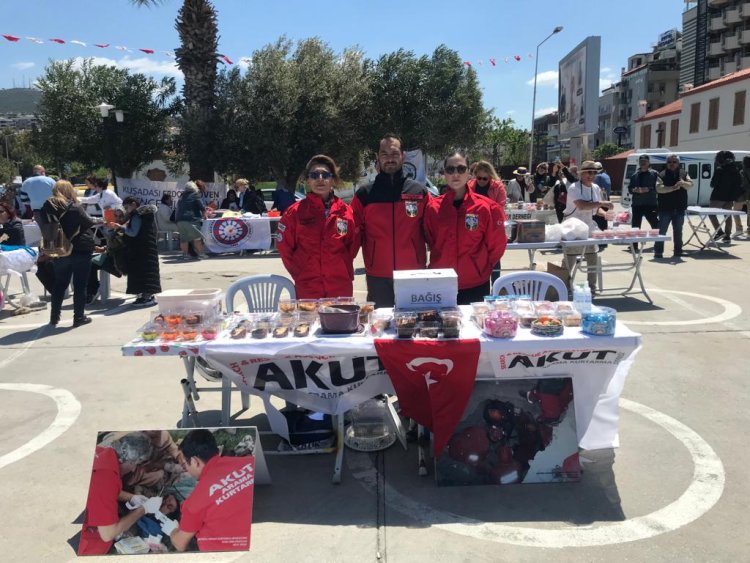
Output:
[96, 103, 124, 193]
[529, 26, 563, 172]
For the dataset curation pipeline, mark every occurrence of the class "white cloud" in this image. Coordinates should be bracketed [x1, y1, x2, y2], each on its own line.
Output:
[601, 67, 611, 73]
[71, 56, 182, 79]
[506, 109, 516, 115]
[12, 62, 35, 70]
[527, 70, 558, 88]
[535, 106, 557, 118]
[238, 56, 253, 71]
[600, 78, 615, 91]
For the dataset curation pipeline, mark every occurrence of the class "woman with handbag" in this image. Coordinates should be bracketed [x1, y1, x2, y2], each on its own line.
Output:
[39, 180, 97, 327]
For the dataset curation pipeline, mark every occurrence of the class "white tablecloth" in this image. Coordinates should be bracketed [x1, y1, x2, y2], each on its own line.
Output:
[201, 216, 275, 253]
[198, 308, 641, 451]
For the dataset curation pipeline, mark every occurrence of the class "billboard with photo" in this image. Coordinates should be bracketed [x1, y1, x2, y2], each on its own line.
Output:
[558, 36, 601, 139]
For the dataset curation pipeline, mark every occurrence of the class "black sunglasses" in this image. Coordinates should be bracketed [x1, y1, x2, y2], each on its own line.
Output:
[667, 160, 679, 164]
[475, 176, 489, 181]
[308, 171, 333, 180]
[444, 165, 468, 175]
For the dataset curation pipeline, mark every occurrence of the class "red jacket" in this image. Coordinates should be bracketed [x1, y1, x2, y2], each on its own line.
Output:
[351, 171, 429, 278]
[467, 177, 507, 207]
[278, 195, 359, 299]
[424, 189, 507, 290]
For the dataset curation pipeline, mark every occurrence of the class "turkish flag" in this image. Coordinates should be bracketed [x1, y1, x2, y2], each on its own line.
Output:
[94, 43, 110, 48]
[374, 338, 480, 457]
[49, 38, 65, 44]
[2, 34, 20, 42]
[219, 54, 234, 65]
[139, 48, 155, 54]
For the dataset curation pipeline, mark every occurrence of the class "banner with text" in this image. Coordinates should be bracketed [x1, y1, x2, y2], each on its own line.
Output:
[116, 178, 227, 207]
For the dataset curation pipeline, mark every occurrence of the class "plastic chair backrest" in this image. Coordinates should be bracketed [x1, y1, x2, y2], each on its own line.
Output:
[492, 271, 569, 301]
[225, 274, 296, 313]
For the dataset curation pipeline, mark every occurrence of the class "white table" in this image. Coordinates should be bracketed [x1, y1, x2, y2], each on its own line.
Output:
[506, 241, 561, 270]
[561, 235, 670, 304]
[685, 206, 748, 253]
[201, 215, 280, 254]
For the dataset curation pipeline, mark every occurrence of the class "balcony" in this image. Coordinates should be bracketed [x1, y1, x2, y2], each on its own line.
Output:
[725, 34, 741, 50]
[725, 6, 742, 24]
[709, 41, 725, 56]
[740, 29, 750, 44]
[708, 66, 722, 81]
[724, 60, 738, 73]
[710, 15, 727, 31]
[742, 1, 750, 18]
[741, 55, 750, 69]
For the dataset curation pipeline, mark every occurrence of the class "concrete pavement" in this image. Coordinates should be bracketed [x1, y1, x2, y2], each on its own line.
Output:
[1, 217, 749, 562]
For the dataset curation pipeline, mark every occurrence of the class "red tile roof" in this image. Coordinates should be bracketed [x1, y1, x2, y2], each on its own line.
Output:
[635, 99, 683, 123]
[681, 67, 750, 97]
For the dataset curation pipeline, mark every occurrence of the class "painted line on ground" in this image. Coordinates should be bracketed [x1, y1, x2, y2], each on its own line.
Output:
[347, 398, 725, 548]
[0, 383, 81, 471]
[624, 289, 742, 326]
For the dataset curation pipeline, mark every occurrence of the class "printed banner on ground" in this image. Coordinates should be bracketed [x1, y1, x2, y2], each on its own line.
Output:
[78, 428, 256, 556]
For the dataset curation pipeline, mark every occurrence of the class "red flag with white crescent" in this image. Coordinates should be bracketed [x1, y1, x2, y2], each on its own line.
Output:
[374, 338, 480, 457]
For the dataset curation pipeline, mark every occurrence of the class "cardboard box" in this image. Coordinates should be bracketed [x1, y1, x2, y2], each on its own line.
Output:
[515, 220, 546, 243]
[393, 269, 458, 309]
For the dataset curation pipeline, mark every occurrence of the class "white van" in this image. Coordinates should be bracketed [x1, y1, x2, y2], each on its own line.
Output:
[622, 149, 750, 207]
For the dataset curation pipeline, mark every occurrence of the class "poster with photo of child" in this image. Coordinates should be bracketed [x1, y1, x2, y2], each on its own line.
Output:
[435, 378, 581, 487]
[77, 427, 257, 556]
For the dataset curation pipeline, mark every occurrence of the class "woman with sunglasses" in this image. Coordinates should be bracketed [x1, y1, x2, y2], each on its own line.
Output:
[278, 154, 359, 299]
[424, 151, 507, 304]
[467, 160, 507, 206]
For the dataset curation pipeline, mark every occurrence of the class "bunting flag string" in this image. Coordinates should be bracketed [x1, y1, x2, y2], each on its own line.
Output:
[2, 30, 536, 69]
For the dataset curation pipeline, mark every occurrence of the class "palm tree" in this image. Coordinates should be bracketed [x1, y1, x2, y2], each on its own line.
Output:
[131, 0, 218, 181]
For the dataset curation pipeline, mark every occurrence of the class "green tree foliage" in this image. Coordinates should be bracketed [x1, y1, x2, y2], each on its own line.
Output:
[35, 59, 177, 180]
[592, 143, 622, 161]
[213, 38, 372, 187]
[368, 45, 485, 157]
[474, 115, 530, 168]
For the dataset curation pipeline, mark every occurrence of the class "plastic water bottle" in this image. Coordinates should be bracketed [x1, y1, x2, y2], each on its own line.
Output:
[573, 283, 586, 312]
[582, 285, 592, 312]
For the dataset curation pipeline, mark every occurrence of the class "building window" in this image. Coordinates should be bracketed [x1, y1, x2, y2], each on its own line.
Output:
[733, 90, 746, 126]
[640, 124, 652, 148]
[670, 119, 679, 146]
[708, 97, 720, 130]
[689, 102, 701, 133]
[657, 121, 667, 148]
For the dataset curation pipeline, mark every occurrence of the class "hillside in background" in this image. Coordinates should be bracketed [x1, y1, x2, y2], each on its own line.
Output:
[0, 88, 41, 114]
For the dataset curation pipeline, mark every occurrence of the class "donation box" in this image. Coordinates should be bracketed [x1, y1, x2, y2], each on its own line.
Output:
[393, 269, 458, 309]
[515, 220, 545, 243]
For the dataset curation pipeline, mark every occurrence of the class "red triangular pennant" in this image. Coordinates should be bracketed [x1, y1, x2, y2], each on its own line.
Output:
[463, 61, 472, 67]
[94, 43, 109, 48]
[219, 54, 234, 65]
[374, 339, 480, 457]
[514, 55, 522, 61]
[49, 38, 65, 44]
[139, 48, 155, 54]
[2, 34, 21, 42]
[489, 58, 496, 66]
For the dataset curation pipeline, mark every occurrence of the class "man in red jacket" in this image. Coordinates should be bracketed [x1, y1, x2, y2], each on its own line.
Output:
[351, 134, 429, 307]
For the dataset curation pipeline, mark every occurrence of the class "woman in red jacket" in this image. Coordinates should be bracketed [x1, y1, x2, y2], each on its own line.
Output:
[467, 160, 507, 207]
[425, 151, 507, 304]
[278, 155, 359, 299]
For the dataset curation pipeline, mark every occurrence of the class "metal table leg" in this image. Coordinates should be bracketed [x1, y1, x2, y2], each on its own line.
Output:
[332, 415, 345, 484]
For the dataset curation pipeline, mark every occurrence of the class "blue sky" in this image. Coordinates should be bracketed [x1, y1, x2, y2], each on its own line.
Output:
[3, 0, 688, 128]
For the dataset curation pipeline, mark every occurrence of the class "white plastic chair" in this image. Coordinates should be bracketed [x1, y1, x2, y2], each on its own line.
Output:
[193, 275, 297, 426]
[225, 274, 296, 313]
[492, 271, 569, 301]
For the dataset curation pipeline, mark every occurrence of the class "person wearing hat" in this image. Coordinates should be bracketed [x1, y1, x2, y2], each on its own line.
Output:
[561, 160, 613, 294]
[594, 162, 611, 198]
[506, 167, 533, 203]
[628, 155, 662, 249]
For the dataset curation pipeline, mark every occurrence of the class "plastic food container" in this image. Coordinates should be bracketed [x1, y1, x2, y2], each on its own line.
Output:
[581, 306, 616, 336]
[531, 316, 564, 337]
[418, 321, 440, 338]
[296, 299, 319, 313]
[200, 325, 219, 340]
[394, 311, 417, 338]
[440, 310, 462, 338]
[483, 310, 518, 338]
[293, 322, 311, 337]
[318, 304, 361, 333]
[358, 302, 375, 325]
[369, 311, 392, 336]
[471, 302, 490, 315]
[140, 324, 159, 342]
[180, 324, 199, 341]
[278, 299, 297, 313]
[156, 288, 223, 317]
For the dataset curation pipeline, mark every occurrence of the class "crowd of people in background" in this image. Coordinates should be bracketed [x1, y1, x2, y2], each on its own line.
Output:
[5, 142, 750, 321]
